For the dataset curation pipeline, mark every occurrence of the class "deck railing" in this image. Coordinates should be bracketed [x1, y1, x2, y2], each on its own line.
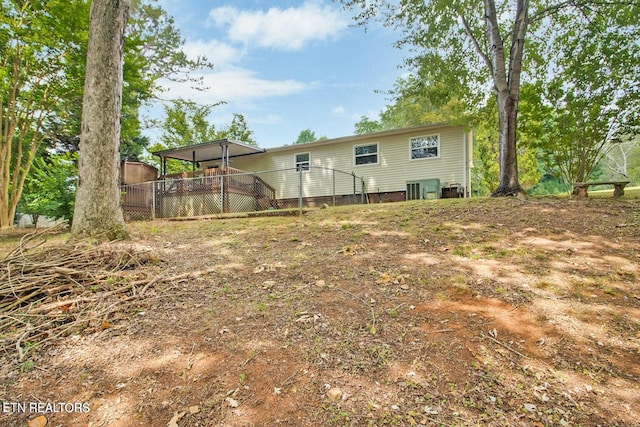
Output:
[121, 167, 366, 220]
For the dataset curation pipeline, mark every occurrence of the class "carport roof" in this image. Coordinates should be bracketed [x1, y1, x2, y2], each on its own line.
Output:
[152, 139, 265, 163]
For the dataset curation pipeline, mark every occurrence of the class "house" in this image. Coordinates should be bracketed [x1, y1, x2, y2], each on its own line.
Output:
[126, 123, 473, 219]
[197, 122, 473, 203]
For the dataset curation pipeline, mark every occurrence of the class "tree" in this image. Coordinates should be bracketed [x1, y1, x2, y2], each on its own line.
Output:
[1, 0, 89, 228]
[343, 0, 528, 195]
[20, 152, 77, 225]
[342, 0, 638, 196]
[47, 2, 210, 161]
[120, 2, 211, 160]
[71, 0, 130, 239]
[354, 116, 383, 135]
[294, 129, 327, 144]
[147, 102, 257, 174]
[1, 0, 202, 229]
[218, 113, 257, 146]
[525, 4, 640, 191]
[147, 100, 218, 174]
[602, 140, 637, 180]
[352, 74, 542, 194]
[627, 139, 640, 185]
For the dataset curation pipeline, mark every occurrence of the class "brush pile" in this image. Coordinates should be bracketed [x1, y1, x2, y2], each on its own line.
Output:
[1, 229, 160, 362]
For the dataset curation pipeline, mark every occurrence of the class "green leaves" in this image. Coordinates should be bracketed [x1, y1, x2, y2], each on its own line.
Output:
[20, 152, 77, 222]
[294, 129, 327, 144]
[146, 101, 257, 173]
[524, 1, 640, 185]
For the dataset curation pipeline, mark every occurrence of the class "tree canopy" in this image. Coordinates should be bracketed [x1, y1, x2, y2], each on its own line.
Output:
[344, 0, 640, 194]
[1, 0, 90, 228]
[147, 100, 257, 174]
[1, 0, 213, 227]
[294, 129, 327, 144]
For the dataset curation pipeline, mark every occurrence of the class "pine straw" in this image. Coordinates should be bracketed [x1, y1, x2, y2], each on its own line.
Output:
[0, 227, 163, 363]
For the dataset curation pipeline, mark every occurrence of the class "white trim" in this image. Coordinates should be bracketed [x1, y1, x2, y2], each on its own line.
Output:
[409, 134, 441, 161]
[353, 142, 379, 167]
[294, 152, 310, 172]
[462, 133, 467, 198]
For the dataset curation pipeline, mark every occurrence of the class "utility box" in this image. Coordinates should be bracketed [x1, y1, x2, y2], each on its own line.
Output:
[406, 178, 440, 200]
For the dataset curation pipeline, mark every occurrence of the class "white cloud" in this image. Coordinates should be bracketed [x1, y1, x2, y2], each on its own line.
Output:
[182, 39, 243, 68]
[160, 67, 307, 105]
[331, 105, 347, 115]
[208, 2, 349, 51]
[331, 105, 372, 122]
[252, 114, 284, 125]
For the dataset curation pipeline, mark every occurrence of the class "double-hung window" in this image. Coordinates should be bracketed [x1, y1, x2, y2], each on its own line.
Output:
[295, 152, 310, 172]
[410, 135, 440, 159]
[354, 143, 379, 166]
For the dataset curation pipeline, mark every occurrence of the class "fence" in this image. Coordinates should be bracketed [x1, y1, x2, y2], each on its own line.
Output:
[121, 167, 367, 221]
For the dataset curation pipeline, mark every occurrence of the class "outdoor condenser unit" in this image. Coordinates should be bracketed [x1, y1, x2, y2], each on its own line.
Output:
[406, 178, 441, 200]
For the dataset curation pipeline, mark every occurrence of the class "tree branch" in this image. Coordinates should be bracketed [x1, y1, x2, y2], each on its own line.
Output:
[484, 0, 508, 94]
[456, 8, 494, 76]
[508, 0, 529, 97]
[529, 0, 637, 22]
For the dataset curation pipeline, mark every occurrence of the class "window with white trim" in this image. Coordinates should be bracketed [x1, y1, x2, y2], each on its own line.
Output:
[354, 143, 378, 165]
[295, 152, 310, 171]
[410, 135, 440, 159]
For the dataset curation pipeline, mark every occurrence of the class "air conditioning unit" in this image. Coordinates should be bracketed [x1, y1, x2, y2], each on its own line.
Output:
[406, 178, 441, 200]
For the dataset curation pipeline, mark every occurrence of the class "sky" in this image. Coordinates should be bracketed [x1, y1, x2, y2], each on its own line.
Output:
[149, 0, 408, 149]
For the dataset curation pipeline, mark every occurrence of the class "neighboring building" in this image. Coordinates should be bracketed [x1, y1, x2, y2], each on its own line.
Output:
[14, 213, 65, 228]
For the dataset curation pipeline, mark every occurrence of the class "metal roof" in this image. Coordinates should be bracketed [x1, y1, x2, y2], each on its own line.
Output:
[152, 139, 265, 163]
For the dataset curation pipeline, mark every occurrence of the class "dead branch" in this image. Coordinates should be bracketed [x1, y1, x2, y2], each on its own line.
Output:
[0, 237, 171, 362]
[332, 286, 376, 329]
[0, 235, 223, 363]
[482, 333, 529, 359]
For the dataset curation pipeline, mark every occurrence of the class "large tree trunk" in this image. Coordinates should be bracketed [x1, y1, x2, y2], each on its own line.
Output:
[485, 0, 528, 197]
[492, 91, 522, 196]
[71, 0, 130, 239]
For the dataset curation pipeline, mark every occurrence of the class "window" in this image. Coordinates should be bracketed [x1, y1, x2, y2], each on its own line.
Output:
[354, 143, 378, 165]
[410, 135, 440, 159]
[295, 152, 310, 172]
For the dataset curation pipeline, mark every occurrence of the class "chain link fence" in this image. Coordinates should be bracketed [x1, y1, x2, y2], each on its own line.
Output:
[121, 167, 367, 221]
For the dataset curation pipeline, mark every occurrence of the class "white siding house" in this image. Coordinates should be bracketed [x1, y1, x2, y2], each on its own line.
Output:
[202, 123, 473, 203]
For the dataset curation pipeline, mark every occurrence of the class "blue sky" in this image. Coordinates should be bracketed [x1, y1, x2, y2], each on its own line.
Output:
[150, 0, 407, 148]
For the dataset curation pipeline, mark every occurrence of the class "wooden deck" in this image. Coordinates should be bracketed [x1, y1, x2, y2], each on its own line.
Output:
[122, 167, 278, 219]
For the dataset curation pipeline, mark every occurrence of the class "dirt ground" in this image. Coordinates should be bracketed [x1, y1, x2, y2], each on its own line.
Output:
[1, 197, 639, 426]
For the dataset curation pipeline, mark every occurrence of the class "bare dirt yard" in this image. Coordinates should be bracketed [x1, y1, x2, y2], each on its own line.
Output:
[1, 197, 639, 427]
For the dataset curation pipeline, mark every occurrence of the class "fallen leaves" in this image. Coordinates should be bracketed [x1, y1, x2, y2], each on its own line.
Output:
[27, 416, 47, 427]
[4, 197, 640, 427]
[326, 387, 343, 401]
[337, 244, 365, 255]
[375, 272, 410, 289]
[225, 397, 239, 408]
[166, 411, 185, 427]
[165, 405, 200, 426]
[253, 261, 287, 273]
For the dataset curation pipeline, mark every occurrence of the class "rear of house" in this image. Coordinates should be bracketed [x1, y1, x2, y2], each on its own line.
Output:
[201, 123, 473, 204]
[122, 123, 473, 219]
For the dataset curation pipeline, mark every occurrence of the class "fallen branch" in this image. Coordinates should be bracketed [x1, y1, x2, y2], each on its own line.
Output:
[139, 267, 218, 296]
[0, 227, 229, 364]
[333, 286, 376, 330]
[482, 333, 529, 359]
[0, 239, 162, 362]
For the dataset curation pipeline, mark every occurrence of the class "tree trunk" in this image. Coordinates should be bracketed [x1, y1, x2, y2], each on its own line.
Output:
[71, 0, 130, 239]
[485, 0, 527, 197]
[492, 91, 523, 196]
